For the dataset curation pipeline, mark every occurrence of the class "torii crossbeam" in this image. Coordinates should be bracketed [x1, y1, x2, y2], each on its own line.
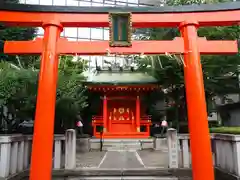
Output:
[4, 37, 238, 55]
[2, 2, 240, 180]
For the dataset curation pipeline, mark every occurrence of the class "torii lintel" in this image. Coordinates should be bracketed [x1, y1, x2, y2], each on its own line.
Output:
[4, 37, 238, 55]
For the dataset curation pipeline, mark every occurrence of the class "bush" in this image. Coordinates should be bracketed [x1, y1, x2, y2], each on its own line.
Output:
[210, 127, 240, 134]
[208, 121, 221, 128]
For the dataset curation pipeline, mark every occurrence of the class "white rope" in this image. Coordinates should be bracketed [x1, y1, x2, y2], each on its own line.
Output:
[157, 56, 163, 69]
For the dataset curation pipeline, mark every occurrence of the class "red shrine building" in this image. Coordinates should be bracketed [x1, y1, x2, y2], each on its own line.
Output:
[85, 69, 159, 138]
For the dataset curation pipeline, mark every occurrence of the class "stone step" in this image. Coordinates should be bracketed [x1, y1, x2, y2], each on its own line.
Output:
[102, 141, 141, 151]
[103, 144, 141, 147]
[61, 176, 179, 180]
[52, 169, 192, 180]
[103, 147, 141, 151]
[103, 142, 141, 145]
[90, 138, 154, 150]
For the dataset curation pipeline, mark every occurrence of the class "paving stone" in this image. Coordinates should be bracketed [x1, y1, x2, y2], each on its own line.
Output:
[138, 150, 169, 168]
[64, 176, 178, 180]
[99, 151, 144, 169]
[76, 151, 106, 168]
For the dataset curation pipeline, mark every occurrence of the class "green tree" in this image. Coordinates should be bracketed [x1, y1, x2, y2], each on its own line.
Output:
[0, 55, 89, 133]
[0, 0, 37, 67]
[55, 55, 89, 131]
[137, 0, 240, 131]
[0, 62, 38, 133]
[56, 72, 88, 131]
[58, 55, 89, 75]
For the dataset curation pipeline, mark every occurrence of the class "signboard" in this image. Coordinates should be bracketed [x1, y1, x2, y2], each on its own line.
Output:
[109, 12, 132, 47]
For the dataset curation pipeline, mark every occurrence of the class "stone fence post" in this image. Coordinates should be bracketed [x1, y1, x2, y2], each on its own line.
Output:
[213, 134, 240, 176]
[0, 134, 32, 178]
[53, 135, 65, 169]
[65, 129, 76, 169]
[178, 134, 190, 168]
[167, 128, 179, 168]
[154, 135, 167, 151]
[0, 137, 11, 177]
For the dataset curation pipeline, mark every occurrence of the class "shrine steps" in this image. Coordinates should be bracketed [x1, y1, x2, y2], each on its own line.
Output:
[103, 140, 141, 151]
[50, 168, 192, 180]
[90, 138, 154, 151]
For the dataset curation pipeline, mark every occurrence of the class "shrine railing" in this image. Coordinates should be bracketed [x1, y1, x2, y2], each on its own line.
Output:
[0, 130, 78, 178]
[141, 115, 151, 121]
[92, 115, 152, 136]
[92, 115, 152, 121]
[176, 133, 240, 176]
[92, 115, 103, 121]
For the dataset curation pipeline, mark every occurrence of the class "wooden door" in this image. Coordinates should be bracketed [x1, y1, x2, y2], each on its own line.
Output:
[108, 100, 135, 133]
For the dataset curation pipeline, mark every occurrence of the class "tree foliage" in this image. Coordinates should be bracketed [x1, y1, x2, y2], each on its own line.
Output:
[137, 0, 240, 130]
[0, 56, 88, 133]
[55, 56, 89, 131]
[0, 0, 37, 67]
[0, 0, 89, 133]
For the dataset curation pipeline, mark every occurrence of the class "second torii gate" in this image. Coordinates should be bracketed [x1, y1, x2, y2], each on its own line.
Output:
[1, 2, 240, 180]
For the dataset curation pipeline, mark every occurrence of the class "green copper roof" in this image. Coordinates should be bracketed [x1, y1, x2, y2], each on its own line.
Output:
[85, 71, 158, 85]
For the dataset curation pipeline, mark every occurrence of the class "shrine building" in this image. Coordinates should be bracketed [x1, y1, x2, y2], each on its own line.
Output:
[85, 69, 159, 138]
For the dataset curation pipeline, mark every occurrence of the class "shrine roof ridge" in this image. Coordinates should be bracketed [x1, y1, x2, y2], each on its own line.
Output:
[84, 71, 158, 85]
[1, 2, 240, 14]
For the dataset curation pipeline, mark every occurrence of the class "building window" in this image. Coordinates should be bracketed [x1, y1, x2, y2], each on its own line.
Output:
[53, 0, 65, 5]
[80, 1, 91, 6]
[91, 28, 103, 40]
[78, 28, 91, 39]
[65, 28, 78, 38]
[40, 0, 53, 5]
[67, 0, 79, 6]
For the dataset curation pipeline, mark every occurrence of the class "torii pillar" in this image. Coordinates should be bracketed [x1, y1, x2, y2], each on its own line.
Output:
[180, 21, 214, 180]
[29, 21, 63, 180]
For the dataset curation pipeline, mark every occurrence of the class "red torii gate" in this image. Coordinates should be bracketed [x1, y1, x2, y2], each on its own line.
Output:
[1, 2, 240, 180]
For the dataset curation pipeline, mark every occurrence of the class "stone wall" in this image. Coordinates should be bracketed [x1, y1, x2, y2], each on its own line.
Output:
[170, 132, 240, 179]
[2, 130, 240, 179]
[0, 130, 77, 178]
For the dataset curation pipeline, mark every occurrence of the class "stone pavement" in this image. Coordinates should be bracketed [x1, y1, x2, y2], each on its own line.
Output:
[76, 150, 169, 169]
[62, 150, 185, 180]
[138, 150, 168, 168]
[38, 150, 190, 180]
[99, 151, 144, 168]
[76, 151, 106, 168]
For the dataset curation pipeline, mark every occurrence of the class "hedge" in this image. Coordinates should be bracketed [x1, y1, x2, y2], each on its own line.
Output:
[210, 127, 240, 134]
